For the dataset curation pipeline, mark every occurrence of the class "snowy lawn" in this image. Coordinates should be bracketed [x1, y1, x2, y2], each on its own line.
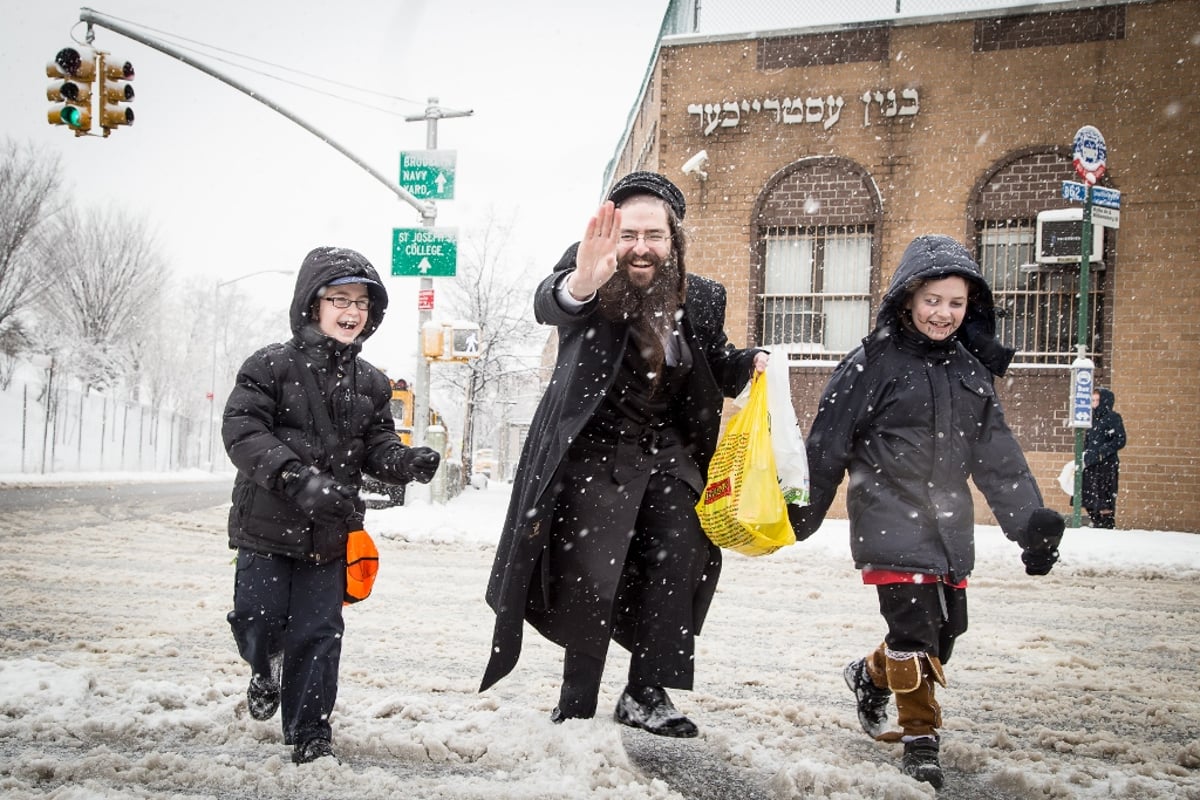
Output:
[0, 478, 1198, 799]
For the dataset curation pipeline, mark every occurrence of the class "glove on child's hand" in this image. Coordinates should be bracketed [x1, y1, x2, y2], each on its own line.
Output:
[787, 503, 822, 542]
[396, 447, 441, 484]
[407, 447, 441, 483]
[282, 464, 357, 526]
[1019, 508, 1065, 576]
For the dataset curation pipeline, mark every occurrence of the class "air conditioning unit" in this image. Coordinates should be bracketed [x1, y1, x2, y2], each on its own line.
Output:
[1036, 208, 1103, 265]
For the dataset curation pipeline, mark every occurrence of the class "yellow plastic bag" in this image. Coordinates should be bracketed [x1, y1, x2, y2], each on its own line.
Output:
[696, 373, 795, 556]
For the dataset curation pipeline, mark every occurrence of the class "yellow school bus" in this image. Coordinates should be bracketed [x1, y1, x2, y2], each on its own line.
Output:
[387, 378, 444, 445]
[389, 378, 415, 446]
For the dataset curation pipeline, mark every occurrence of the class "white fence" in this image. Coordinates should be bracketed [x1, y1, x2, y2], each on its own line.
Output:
[0, 373, 205, 475]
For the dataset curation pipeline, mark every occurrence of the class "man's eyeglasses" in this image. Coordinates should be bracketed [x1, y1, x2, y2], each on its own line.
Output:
[618, 231, 670, 245]
[323, 296, 370, 310]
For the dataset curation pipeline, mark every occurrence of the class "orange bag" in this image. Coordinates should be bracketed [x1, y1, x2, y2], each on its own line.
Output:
[344, 529, 379, 605]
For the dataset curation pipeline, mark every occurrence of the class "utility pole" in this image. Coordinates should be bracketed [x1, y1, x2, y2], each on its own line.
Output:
[405, 97, 472, 447]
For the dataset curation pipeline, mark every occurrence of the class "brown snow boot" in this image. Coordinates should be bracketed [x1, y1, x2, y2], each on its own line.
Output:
[878, 650, 945, 742]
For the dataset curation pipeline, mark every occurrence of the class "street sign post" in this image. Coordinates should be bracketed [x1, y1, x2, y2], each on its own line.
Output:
[392, 227, 458, 277]
[399, 150, 456, 200]
[1068, 124, 1110, 529]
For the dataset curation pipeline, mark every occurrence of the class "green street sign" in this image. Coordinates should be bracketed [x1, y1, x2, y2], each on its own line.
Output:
[392, 227, 457, 277]
[399, 150, 456, 200]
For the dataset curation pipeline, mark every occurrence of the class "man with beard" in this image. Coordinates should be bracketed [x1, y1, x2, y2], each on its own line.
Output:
[479, 172, 766, 737]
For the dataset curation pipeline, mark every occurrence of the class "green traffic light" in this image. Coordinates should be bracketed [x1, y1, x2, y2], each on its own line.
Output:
[61, 106, 83, 129]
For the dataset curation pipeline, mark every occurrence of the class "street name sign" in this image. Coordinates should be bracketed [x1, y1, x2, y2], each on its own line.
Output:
[1061, 181, 1121, 209]
[1091, 205, 1120, 229]
[399, 150, 456, 200]
[392, 227, 458, 277]
[1091, 186, 1121, 209]
[1062, 181, 1087, 203]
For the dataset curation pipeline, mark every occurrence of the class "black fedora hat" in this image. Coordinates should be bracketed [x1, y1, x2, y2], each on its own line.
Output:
[608, 171, 686, 220]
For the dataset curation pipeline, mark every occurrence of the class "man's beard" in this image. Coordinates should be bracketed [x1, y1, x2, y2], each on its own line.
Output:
[598, 249, 684, 385]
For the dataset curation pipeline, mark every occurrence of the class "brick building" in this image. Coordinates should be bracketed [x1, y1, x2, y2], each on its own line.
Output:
[604, 0, 1200, 531]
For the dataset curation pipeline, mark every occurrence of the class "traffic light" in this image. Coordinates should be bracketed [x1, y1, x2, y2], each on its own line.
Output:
[98, 54, 134, 134]
[46, 46, 95, 135]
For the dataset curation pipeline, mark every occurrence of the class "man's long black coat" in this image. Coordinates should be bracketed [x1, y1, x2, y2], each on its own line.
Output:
[480, 244, 758, 692]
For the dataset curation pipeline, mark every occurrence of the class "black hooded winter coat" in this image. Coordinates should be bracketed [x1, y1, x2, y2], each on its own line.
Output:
[222, 246, 415, 563]
[801, 235, 1043, 583]
[1083, 387, 1125, 469]
[1081, 386, 1125, 512]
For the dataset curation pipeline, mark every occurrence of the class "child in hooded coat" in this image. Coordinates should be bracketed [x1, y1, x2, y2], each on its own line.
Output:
[221, 246, 440, 764]
[788, 234, 1065, 788]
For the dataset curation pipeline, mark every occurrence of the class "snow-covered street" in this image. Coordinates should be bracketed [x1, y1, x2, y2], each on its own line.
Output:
[1, 478, 1198, 799]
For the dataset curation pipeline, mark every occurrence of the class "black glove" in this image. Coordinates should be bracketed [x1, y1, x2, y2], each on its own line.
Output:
[1019, 508, 1065, 576]
[787, 503, 822, 542]
[397, 446, 441, 484]
[281, 463, 357, 526]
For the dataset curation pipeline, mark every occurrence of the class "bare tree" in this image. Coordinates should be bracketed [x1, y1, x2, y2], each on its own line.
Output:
[0, 318, 32, 389]
[40, 207, 168, 390]
[0, 138, 63, 336]
[434, 213, 542, 476]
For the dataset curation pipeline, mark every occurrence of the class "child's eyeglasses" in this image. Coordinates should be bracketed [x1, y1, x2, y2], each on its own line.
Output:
[323, 297, 370, 310]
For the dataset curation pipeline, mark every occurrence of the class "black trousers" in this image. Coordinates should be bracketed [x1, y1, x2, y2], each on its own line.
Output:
[876, 581, 968, 664]
[535, 457, 712, 690]
[227, 549, 345, 746]
[1082, 459, 1120, 527]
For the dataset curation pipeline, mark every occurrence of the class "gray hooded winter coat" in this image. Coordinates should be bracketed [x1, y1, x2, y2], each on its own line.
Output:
[799, 235, 1044, 582]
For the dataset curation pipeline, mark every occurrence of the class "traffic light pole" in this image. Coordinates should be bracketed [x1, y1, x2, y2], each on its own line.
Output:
[76, 7, 434, 221]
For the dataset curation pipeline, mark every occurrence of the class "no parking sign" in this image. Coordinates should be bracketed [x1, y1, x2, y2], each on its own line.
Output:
[1072, 125, 1107, 185]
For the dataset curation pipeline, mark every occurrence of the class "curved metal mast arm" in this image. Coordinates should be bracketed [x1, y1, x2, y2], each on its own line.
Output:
[78, 7, 434, 221]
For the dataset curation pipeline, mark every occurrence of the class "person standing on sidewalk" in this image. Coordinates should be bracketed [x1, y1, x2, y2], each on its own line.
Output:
[1081, 386, 1126, 529]
[788, 235, 1065, 788]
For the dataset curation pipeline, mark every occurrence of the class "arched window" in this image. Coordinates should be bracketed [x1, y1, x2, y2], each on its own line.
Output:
[971, 149, 1110, 366]
[752, 158, 882, 361]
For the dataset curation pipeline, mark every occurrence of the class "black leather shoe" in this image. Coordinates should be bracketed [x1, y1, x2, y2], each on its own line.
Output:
[614, 685, 698, 738]
[292, 737, 340, 765]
